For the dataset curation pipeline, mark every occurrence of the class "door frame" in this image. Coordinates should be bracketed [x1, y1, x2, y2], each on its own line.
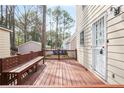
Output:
[91, 13, 107, 81]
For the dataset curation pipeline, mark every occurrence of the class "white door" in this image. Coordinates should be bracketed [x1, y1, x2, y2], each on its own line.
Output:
[92, 16, 106, 79]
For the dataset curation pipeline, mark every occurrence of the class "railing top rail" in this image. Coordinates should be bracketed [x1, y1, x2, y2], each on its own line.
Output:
[45, 49, 77, 51]
[1, 51, 43, 59]
[0, 51, 43, 71]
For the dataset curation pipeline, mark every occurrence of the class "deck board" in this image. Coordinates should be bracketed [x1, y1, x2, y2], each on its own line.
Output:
[23, 59, 105, 87]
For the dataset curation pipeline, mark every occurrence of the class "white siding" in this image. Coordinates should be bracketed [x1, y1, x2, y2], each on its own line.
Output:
[0, 27, 11, 58]
[76, 5, 124, 84]
[69, 32, 77, 50]
[107, 6, 124, 84]
[76, 5, 110, 68]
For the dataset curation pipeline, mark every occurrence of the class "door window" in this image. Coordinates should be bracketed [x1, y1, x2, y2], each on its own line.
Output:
[93, 17, 105, 47]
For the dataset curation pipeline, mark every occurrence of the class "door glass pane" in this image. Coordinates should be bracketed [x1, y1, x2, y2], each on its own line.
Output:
[101, 17, 104, 45]
[93, 17, 105, 47]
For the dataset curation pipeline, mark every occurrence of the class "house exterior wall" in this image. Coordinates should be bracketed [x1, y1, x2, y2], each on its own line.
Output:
[18, 41, 41, 54]
[0, 27, 11, 58]
[62, 32, 77, 50]
[70, 37, 76, 50]
[76, 5, 124, 84]
[62, 38, 70, 50]
[69, 32, 77, 50]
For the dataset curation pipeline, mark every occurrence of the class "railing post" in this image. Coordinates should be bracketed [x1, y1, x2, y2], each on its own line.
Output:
[0, 59, 2, 85]
[42, 50, 45, 64]
[17, 73, 21, 85]
[75, 49, 77, 60]
[0, 58, 6, 85]
[58, 49, 60, 60]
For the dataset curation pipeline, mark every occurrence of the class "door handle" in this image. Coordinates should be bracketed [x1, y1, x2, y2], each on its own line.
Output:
[100, 48, 103, 54]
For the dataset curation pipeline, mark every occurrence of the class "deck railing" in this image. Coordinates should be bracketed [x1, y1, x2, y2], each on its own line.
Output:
[0, 51, 43, 85]
[0, 49, 77, 85]
[44, 49, 77, 60]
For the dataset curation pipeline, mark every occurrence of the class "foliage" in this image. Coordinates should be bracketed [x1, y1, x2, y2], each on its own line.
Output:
[14, 5, 74, 49]
[15, 6, 42, 45]
[47, 6, 74, 49]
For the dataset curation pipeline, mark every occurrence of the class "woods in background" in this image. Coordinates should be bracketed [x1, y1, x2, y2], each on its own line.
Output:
[47, 6, 74, 49]
[0, 5, 74, 50]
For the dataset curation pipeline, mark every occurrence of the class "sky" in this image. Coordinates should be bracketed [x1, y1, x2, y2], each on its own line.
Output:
[47, 5, 76, 35]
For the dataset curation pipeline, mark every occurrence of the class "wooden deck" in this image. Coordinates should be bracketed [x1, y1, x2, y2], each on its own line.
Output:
[23, 59, 104, 87]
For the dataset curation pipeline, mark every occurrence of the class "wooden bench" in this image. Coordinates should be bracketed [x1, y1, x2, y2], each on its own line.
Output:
[0, 51, 44, 85]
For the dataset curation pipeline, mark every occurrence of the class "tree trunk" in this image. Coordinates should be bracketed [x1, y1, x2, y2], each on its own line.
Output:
[12, 6, 16, 49]
[10, 5, 16, 51]
[42, 5, 46, 56]
[55, 16, 59, 49]
[5, 5, 8, 27]
[49, 22, 52, 49]
[24, 6, 27, 43]
[0, 5, 3, 25]
[63, 17, 65, 41]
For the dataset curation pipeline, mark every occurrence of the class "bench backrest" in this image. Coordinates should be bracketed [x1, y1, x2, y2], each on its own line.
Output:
[2, 56, 19, 70]
[0, 51, 43, 71]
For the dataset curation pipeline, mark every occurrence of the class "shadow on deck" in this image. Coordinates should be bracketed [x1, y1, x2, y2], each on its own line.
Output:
[23, 59, 105, 87]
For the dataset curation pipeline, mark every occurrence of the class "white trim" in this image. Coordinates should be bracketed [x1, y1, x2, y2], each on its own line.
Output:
[104, 13, 107, 80]
[104, 12, 108, 81]
[18, 41, 41, 47]
[0, 27, 12, 32]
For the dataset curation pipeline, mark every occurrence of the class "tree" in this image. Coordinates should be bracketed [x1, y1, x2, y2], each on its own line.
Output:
[15, 6, 42, 46]
[47, 6, 74, 49]
[62, 10, 74, 40]
[47, 8, 54, 49]
[14, 5, 74, 50]
[52, 6, 63, 49]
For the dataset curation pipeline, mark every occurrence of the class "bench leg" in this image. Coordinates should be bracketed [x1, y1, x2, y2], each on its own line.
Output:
[43, 58, 45, 64]
[17, 73, 21, 85]
[35, 64, 38, 72]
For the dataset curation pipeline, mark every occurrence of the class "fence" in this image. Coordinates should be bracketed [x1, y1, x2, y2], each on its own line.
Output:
[45, 49, 77, 60]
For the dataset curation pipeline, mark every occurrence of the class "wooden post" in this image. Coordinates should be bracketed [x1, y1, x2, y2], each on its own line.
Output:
[0, 59, 2, 85]
[75, 49, 77, 60]
[43, 56, 45, 64]
[58, 49, 60, 60]
[0, 59, 9, 85]
[2, 73, 9, 85]
[17, 73, 21, 85]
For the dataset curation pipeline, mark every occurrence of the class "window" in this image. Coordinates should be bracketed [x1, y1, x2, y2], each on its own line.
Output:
[80, 31, 84, 46]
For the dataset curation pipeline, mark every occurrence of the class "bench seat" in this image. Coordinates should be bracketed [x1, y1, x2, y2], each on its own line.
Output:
[3, 56, 44, 73]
